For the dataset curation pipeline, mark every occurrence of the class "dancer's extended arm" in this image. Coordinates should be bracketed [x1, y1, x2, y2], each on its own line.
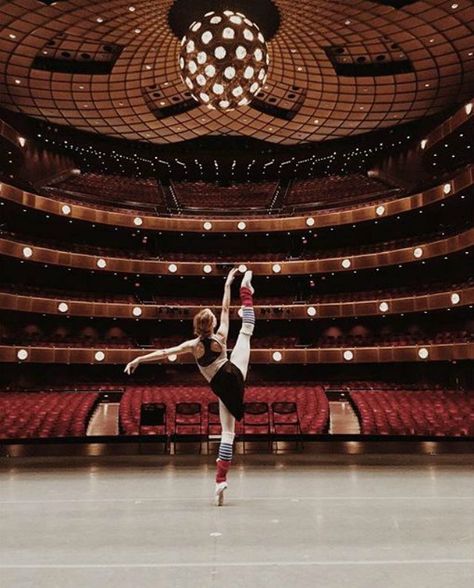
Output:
[124, 339, 194, 374]
[216, 267, 239, 340]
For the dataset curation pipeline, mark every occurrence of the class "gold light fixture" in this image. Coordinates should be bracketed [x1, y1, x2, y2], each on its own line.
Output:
[179, 10, 269, 110]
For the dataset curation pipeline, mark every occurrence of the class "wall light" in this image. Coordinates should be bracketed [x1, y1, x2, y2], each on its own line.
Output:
[237, 221, 247, 230]
[418, 347, 429, 359]
[95, 351, 105, 362]
[61, 204, 71, 215]
[203, 264, 213, 274]
[272, 263, 281, 273]
[375, 205, 385, 216]
[450, 293, 460, 305]
[132, 306, 142, 317]
[168, 354, 177, 362]
[343, 350, 354, 361]
[306, 217, 315, 227]
[58, 302, 69, 313]
[307, 306, 317, 317]
[341, 258, 351, 269]
[17, 349, 28, 360]
[134, 217, 143, 226]
[22, 246, 33, 258]
[168, 264, 178, 273]
[203, 221, 213, 230]
[272, 351, 282, 362]
[379, 302, 389, 312]
[97, 258, 107, 268]
[238, 264, 247, 272]
[443, 183, 451, 194]
[465, 103, 473, 115]
[413, 247, 423, 259]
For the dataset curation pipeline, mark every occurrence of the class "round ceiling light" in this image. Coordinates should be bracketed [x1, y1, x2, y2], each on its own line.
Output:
[343, 350, 354, 361]
[168, 263, 178, 273]
[132, 306, 142, 317]
[375, 205, 385, 216]
[238, 264, 247, 273]
[179, 10, 269, 110]
[379, 301, 389, 312]
[58, 302, 69, 313]
[22, 246, 33, 258]
[306, 217, 315, 227]
[307, 306, 317, 317]
[413, 247, 423, 259]
[96, 258, 107, 268]
[61, 204, 71, 215]
[95, 351, 105, 362]
[272, 351, 282, 362]
[341, 258, 351, 269]
[134, 217, 143, 226]
[203, 264, 213, 274]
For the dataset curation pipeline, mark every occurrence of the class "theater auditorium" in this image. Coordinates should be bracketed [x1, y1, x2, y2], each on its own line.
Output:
[0, 0, 473, 586]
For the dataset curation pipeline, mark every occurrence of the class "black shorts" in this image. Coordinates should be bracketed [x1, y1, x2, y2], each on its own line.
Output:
[210, 360, 245, 421]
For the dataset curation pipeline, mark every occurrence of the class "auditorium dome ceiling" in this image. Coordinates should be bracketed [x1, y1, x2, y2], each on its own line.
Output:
[0, 0, 472, 146]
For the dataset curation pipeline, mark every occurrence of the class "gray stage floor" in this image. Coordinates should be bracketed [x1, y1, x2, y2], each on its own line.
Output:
[1, 454, 474, 588]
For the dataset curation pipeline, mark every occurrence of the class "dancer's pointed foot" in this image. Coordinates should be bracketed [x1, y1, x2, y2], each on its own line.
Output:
[241, 270, 254, 294]
[214, 481, 228, 506]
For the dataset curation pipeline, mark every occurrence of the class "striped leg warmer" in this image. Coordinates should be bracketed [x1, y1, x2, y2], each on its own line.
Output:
[216, 431, 235, 483]
[240, 286, 255, 336]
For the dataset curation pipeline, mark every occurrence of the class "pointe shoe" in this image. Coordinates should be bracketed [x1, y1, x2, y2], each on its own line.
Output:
[214, 481, 228, 506]
[241, 270, 254, 294]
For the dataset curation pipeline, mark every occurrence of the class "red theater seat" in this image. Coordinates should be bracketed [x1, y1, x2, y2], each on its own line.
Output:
[350, 389, 474, 437]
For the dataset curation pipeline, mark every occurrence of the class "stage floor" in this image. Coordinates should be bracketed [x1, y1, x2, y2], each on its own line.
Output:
[1, 454, 474, 588]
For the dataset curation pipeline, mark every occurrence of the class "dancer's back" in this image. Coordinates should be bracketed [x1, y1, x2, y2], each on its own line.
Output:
[194, 334, 228, 382]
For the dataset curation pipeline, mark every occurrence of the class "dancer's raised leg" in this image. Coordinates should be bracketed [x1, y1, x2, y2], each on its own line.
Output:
[230, 270, 255, 381]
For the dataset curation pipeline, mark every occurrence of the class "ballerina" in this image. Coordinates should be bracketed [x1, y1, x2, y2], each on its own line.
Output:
[125, 267, 255, 505]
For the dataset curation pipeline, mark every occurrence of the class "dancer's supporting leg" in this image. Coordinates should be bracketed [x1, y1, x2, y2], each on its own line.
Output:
[229, 270, 255, 380]
[215, 400, 235, 505]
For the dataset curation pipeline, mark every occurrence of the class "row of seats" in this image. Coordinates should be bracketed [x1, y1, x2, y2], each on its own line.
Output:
[5, 331, 472, 349]
[41, 177, 407, 216]
[172, 180, 277, 209]
[48, 173, 166, 207]
[1, 386, 473, 439]
[350, 389, 474, 436]
[0, 278, 470, 306]
[4, 224, 459, 262]
[0, 392, 98, 438]
[286, 174, 397, 205]
[119, 385, 329, 436]
[44, 173, 399, 212]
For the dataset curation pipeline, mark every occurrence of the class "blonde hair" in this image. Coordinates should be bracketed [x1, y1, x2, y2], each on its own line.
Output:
[193, 309, 215, 338]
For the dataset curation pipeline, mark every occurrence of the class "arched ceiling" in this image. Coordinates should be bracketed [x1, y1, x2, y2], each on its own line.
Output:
[0, 0, 472, 145]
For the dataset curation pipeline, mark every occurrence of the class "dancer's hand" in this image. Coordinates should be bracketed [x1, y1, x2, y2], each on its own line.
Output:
[124, 357, 141, 375]
[225, 267, 239, 286]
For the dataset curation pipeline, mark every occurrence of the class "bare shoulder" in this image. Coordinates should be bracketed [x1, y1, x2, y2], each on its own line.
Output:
[187, 337, 201, 352]
[214, 333, 227, 347]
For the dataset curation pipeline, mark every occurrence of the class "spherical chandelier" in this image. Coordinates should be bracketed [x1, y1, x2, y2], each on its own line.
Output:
[178, 10, 269, 110]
